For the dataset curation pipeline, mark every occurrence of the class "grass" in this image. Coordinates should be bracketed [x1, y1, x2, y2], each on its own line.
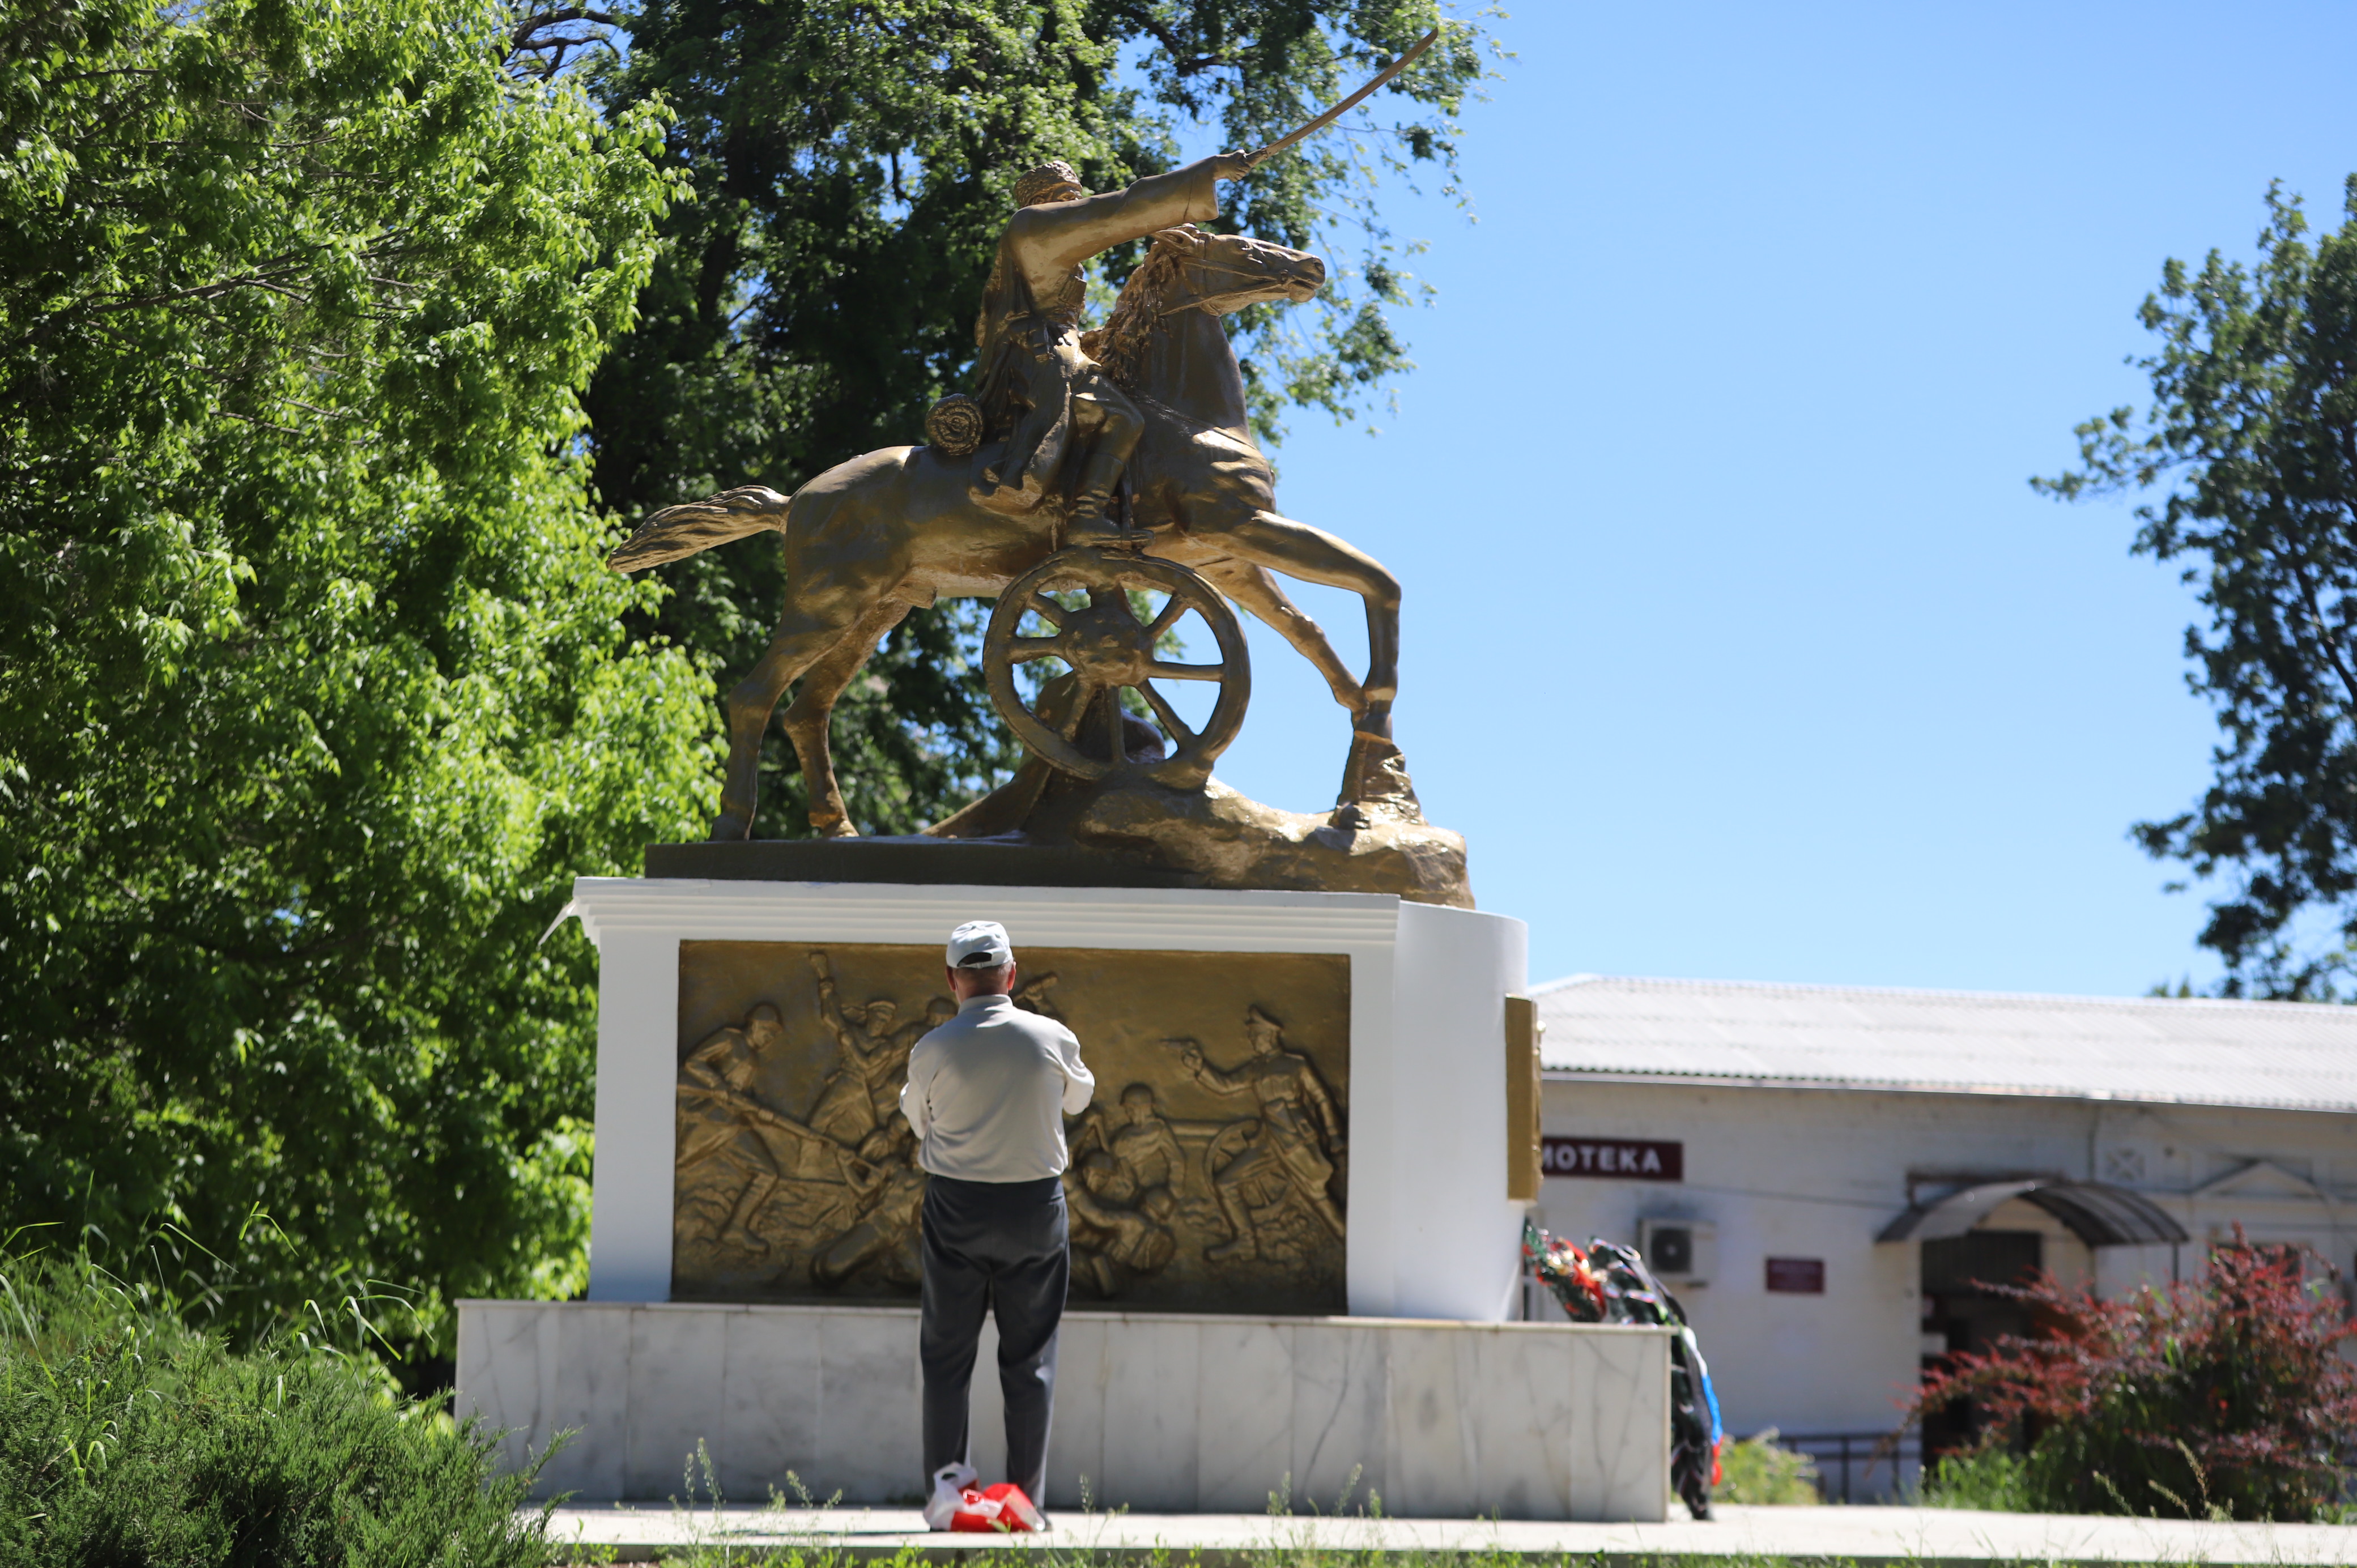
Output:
[1917, 1450, 2035, 1513]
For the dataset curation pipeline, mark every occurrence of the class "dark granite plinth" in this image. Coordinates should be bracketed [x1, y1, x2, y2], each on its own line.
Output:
[643, 836, 1201, 889]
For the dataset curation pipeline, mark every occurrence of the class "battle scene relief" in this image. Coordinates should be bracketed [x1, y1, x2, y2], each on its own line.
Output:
[674, 941, 1350, 1314]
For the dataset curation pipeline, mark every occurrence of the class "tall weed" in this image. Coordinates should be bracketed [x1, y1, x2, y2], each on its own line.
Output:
[1713, 1430, 1822, 1506]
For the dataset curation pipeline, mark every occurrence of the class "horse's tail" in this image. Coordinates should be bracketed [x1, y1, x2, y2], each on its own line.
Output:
[605, 484, 795, 574]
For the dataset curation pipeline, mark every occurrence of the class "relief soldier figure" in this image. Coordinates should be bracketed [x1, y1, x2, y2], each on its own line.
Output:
[807, 951, 951, 1147]
[971, 151, 1250, 538]
[1063, 1081, 1189, 1295]
[1065, 1151, 1178, 1296]
[1074, 1081, 1186, 1199]
[812, 1119, 929, 1289]
[678, 962, 946, 1287]
[678, 1005, 871, 1254]
[1011, 969, 1067, 1024]
[1175, 1005, 1348, 1261]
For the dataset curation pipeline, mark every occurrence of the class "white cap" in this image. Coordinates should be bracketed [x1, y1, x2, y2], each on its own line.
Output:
[946, 920, 1014, 969]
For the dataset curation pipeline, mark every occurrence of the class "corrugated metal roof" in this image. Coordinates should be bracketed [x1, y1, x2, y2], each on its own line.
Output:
[1532, 974, 2357, 1113]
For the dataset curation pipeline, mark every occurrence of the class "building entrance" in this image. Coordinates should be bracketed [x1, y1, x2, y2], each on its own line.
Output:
[1919, 1229, 2041, 1462]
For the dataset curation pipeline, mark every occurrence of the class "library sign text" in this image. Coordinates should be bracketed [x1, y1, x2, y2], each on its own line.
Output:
[1541, 1137, 1683, 1182]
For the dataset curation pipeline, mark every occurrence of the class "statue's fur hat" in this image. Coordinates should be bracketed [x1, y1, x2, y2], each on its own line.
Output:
[1014, 160, 1084, 207]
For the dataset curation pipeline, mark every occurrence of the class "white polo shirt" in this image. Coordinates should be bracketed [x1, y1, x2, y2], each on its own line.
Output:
[899, 993, 1095, 1181]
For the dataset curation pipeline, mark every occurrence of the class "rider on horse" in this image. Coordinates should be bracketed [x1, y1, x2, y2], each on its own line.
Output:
[973, 152, 1251, 544]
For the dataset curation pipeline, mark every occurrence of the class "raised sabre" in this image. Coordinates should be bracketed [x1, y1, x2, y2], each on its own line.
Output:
[1242, 27, 1444, 171]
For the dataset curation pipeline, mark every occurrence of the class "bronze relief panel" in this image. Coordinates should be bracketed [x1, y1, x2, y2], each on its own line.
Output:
[673, 941, 1350, 1315]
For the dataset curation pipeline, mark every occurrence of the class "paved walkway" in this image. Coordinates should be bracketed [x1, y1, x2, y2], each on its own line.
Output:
[541, 1501, 2357, 1563]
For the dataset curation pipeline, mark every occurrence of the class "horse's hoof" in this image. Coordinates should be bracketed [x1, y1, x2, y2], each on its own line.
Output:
[709, 809, 752, 841]
[813, 817, 859, 840]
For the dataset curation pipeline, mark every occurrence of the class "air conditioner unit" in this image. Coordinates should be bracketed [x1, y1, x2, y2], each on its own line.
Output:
[1637, 1217, 1717, 1287]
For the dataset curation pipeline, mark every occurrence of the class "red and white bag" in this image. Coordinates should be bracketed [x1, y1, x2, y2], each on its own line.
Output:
[948, 1481, 1045, 1533]
[923, 1463, 978, 1531]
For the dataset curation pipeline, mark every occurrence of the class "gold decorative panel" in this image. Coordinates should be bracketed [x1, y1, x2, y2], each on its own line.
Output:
[673, 941, 1350, 1315]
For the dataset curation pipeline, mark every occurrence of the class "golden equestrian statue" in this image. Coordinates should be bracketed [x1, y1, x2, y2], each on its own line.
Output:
[606, 35, 1468, 905]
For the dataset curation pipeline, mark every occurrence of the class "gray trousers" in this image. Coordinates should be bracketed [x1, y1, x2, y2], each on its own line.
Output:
[920, 1173, 1069, 1506]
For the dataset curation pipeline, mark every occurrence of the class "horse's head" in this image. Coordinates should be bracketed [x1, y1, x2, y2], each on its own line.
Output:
[1089, 227, 1327, 405]
[1149, 224, 1326, 316]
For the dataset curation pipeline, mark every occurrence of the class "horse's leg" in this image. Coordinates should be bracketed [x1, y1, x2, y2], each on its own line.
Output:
[1190, 558, 1363, 712]
[778, 596, 914, 838]
[714, 579, 884, 840]
[1176, 509, 1418, 813]
[1196, 510, 1402, 722]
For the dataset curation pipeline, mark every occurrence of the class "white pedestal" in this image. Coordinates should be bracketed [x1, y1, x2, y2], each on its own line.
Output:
[566, 877, 1530, 1322]
[469, 877, 1650, 1522]
[457, 1299, 1674, 1520]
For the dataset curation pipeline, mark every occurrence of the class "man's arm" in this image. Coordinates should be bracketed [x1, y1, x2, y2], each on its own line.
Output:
[1299, 1060, 1346, 1152]
[1016, 156, 1236, 274]
[1056, 1026, 1095, 1115]
[810, 951, 870, 1055]
[899, 1045, 934, 1140]
[1169, 1038, 1247, 1097]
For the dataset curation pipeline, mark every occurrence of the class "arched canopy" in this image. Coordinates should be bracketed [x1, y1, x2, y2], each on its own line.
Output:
[1876, 1178, 2189, 1247]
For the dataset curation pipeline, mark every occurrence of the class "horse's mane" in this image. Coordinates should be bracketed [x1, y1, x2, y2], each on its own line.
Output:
[1084, 237, 1188, 389]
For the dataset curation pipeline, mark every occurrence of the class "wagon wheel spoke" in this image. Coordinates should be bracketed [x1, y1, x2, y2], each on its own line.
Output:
[1006, 636, 1067, 663]
[1057, 681, 1098, 743]
[1137, 680, 1197, 748]
[1025, 596, 1066, 629]
[1103, 688, 1128, 763]
[1148, 659, 1225, 681]
[1145, 595, 1189, 641]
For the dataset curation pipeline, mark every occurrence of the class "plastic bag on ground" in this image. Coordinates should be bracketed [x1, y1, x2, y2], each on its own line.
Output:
[949, 1481, 1045, 1533]
[923, 1462, 979, 1531]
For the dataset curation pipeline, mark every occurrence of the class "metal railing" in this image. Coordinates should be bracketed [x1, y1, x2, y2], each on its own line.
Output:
[1756, 1429, 1922, 1504]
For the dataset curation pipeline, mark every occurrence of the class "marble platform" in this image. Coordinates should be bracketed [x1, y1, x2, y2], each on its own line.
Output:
[457, 1300, 1674, 1522]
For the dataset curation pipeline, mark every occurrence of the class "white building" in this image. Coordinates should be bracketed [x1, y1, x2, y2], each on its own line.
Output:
[1530, 975, 2357, 1498]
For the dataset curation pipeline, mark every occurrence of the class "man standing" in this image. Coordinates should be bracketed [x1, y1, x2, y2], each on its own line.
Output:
[900, 920, 1094, 1526]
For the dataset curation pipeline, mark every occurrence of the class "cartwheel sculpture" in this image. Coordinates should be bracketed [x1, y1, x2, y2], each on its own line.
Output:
[608, 142, 1467, 906]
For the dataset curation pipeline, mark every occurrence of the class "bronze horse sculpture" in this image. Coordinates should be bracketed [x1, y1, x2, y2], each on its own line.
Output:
[608, 225, 1411, 840]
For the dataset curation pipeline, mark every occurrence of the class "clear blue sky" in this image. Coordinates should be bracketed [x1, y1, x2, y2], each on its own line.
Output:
[1186, 2, 2357, 996]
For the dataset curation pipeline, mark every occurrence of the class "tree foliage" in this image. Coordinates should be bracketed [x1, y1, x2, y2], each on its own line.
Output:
[2040, 180, 2357, 995]
[1905, 1231, 2357, 1521]
[0, 0, 712, 1366]
[582, 0, 1492, 837]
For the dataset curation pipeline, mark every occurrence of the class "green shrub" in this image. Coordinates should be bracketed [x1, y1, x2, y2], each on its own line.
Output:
[0, 1249, 561, 1564]
[1713, 1430, 1822, 1506]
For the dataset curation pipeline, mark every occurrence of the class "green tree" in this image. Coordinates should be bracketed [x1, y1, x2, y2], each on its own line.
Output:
[583, 0, 1491, 837]
[2040, 180, 2357, 997]
[0, 0, 712, 1369]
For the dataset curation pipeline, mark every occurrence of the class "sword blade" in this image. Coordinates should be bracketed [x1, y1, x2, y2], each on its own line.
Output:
[1244, 27, 1443, 170]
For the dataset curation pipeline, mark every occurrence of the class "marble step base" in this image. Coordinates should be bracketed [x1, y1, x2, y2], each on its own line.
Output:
[458, 1299, 1673, 1522]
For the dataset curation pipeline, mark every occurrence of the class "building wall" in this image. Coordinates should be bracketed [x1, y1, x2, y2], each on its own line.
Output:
[1534, 1077, 2357, 1481]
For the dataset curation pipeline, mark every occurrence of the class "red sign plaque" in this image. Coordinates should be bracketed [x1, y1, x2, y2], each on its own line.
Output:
[1541, 1136, 1683, 1182]
[1765, 1257, 1826, 1294]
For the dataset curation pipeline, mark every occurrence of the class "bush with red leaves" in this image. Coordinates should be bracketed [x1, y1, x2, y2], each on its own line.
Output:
[1905, 1228, 2357, 1520]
